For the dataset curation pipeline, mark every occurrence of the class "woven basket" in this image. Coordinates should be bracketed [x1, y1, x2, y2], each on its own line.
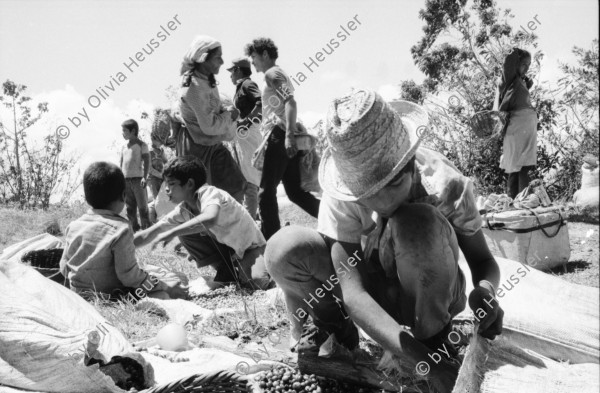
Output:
[151, 109, 172, 144]
[21, 248, 65, 283]
[469, 110, 506, 138]
[142, 370, 251, 393]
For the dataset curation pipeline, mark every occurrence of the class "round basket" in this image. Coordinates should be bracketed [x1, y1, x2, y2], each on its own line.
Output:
[21, 248, 65, 283]
[142, 370, 251, 393]
[469, 110, 506, 138]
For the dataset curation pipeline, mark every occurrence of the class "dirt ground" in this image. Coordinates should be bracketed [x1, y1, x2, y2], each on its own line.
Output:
[559, 221, 599, 287]
[0, 204, 598, 392]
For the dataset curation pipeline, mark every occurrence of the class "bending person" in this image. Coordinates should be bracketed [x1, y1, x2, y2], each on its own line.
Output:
[265, 90, 504, 393]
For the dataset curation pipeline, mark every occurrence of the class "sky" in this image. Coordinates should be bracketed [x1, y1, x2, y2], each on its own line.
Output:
[0, 0, 598, 200]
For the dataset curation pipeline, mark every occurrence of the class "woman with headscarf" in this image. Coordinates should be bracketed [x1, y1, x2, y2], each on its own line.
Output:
[497, 48, 538, 199]
[176, 35, 247, 203]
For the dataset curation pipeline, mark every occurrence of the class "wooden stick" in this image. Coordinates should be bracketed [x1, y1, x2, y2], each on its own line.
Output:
[452, 329, 489, 393]
[298, 349, 403, 392]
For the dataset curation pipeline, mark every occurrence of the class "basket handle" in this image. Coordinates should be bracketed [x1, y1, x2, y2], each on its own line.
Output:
[484, 213, 506, 230]
[527, 208, 564, 238]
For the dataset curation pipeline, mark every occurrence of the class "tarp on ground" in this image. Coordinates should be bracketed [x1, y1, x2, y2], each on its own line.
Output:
[0, 258, 155, 393]
[457, 256, 599, 364]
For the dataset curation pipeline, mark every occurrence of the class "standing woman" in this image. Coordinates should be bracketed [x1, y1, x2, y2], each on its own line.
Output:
[177, 35, 247, 203]
[498, 48, 538, 199]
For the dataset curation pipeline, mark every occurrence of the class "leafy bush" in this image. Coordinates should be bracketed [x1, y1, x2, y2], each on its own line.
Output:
[403, 0, 598, 200]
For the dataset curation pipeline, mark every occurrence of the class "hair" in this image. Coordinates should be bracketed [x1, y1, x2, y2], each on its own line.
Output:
[83, 162, 126, 209]
[517, 48, 532, 61]
[244, 37, 278, 60]
[239, 67, 252, 77]
[182, 47, 219, 88]
[121, 119, 139, 136]
[163, 155, 207, 191]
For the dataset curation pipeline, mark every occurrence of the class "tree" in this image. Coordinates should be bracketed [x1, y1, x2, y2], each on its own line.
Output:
[403, 0, 559, 196]
[0, 80, 80, 209]
[541, 39, 599, 199]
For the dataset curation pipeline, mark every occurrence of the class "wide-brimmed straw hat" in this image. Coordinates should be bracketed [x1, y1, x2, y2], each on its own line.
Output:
[318, 89, 429, 201]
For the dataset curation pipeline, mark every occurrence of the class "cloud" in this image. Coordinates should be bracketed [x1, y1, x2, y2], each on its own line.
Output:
[320, 70, 346, 83]
[299, 111, 325, 129]
[6, 86, 161, 202]
[377, 84, 402, 101]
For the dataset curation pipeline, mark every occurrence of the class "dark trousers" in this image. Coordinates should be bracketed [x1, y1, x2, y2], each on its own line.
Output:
[178, 234, 271, 289]
[264, 204, 467, 347]
[507, 165, 535, 199]
[259, 127, 320, 240]
[125, 177, 150, 231]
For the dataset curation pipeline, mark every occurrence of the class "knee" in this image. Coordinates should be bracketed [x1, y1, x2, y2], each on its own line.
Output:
[264, 226, 320, 279]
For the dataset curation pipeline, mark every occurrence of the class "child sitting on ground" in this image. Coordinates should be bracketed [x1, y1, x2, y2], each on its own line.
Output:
[134, 156, 272, 290]
[59, 162, 188, 301]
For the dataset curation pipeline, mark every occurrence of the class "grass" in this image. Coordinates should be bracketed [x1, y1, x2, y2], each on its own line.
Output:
[0, 200, 598, 392]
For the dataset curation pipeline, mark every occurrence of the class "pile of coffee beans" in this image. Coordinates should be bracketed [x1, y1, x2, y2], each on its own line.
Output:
[254, 365, 393, 393]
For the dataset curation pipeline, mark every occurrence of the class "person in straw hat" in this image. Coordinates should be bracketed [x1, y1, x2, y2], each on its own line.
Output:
[177, 35, 247, 204]
[265, 89, 504, 390]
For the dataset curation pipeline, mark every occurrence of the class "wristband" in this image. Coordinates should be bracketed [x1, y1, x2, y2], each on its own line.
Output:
[478, 280, 496, 298]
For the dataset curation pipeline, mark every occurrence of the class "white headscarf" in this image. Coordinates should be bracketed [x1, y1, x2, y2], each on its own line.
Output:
[180, 35, 221, 75]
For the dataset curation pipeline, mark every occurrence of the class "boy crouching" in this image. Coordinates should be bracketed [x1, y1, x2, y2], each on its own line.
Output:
[134, 156, 272, 290]
[59, 162, 188, 301]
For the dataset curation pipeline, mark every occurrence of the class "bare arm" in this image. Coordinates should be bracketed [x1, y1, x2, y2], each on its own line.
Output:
[456, 229, 500, 289]
[142, 153, 150, 180]
[457, 229, 504, 338]
[329, 240, 424, 355]
[284, 97, 297, 138]
[134, 220, 172, 248]
[284, 97, 298, 157]
[151, 204, 219, 249]
[169, 204, 218, 236]
[328, 238, 457, 391]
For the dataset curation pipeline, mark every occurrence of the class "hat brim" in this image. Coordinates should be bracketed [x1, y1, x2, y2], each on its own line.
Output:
[318, 100, 429, 202]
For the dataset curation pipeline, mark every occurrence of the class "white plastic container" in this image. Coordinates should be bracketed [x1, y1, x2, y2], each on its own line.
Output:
[482, 207, 570, 270]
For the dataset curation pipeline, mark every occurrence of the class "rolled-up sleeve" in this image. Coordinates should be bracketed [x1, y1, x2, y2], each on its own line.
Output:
[317, 194, 374, 244]
[443, 179, 482, 236]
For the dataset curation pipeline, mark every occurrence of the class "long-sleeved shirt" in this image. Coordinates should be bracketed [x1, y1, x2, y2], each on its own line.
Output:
[59, 209, 158, 294]
[179, 72, 236, 146]
[234, 77, 262, 120]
